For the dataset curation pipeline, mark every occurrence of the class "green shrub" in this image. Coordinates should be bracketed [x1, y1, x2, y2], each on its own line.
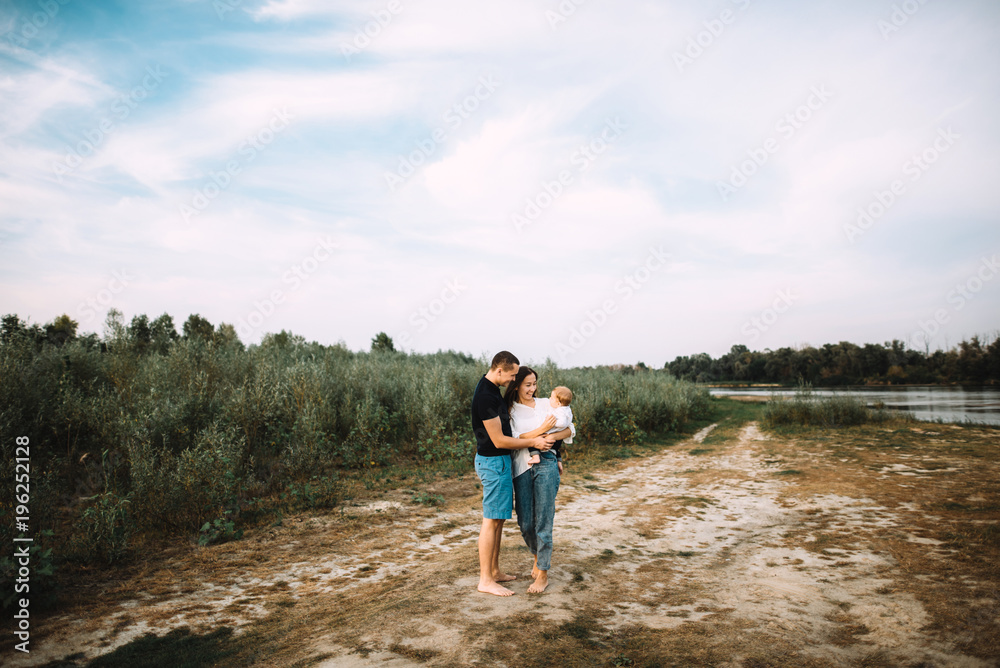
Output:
[1, 313, 711, 564]
[281, 475, 339, 510]
[763, 388, 906, 428]
[75, 492, 134, 564]
[198, 510, 243, 547]
[127, 422, 247, 532]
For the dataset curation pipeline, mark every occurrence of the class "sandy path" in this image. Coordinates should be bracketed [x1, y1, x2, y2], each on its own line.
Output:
[10, 422, 998, 667]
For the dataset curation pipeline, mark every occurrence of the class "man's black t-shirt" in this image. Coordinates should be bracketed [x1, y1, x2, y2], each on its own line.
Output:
[471, 375, 512, 457]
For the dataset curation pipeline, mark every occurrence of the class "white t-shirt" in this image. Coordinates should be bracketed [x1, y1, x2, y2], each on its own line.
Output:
[510, 396, 576, 478]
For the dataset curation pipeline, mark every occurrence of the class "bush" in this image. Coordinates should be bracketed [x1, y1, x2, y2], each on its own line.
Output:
[128, 422, 248, 532]
[1, 313, 711, 566]
[74, 492, 134, 564]
[763, 388, 906, 428]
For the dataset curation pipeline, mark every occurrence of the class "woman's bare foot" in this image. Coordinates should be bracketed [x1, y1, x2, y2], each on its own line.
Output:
[493, 572, 517, 583]
[527, 571, 548, 594]
[478, 580, 515, 596]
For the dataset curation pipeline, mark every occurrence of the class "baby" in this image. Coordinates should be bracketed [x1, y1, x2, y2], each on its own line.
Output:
[527, 386, 574, 466]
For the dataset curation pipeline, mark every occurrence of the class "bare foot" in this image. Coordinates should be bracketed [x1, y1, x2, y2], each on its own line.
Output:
[478, 581, 515, 596]
[527, 572, 549, 594]
[531, 556, 540, 580]
[494, 572, 517, 582]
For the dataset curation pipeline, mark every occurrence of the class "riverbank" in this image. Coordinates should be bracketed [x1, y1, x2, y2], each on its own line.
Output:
[710, 386, 1000, 425]
[6, 399, 999, 667]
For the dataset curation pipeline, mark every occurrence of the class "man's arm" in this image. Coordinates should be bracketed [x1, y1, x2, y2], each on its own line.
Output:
[483, 417, 553, 451]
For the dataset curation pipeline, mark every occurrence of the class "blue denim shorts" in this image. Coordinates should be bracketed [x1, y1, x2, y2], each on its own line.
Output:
[475, 453, 513, 520]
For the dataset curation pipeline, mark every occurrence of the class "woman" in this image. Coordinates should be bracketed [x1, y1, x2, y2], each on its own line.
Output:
[504, 367, 574, 593]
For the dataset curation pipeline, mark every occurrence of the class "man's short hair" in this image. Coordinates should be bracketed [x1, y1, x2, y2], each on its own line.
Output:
[490, 350, 519, 371]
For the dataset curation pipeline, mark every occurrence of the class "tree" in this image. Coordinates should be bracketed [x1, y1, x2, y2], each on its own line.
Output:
[371, 332, 395, 353]
[104, 308, 126, 345]
[262, 330, 304, 348]
[1, 314, 27, 343]
[215, 323, 243, 348]
[183, 314, 215, 342]
[150, 313, 179, 353]
[957, 336, 986, 383]
[128, 314, 152, 352]
[45, 314, 78, 346]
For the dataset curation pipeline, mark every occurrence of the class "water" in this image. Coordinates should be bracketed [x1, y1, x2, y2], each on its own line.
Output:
[708, 386, 1000, 426]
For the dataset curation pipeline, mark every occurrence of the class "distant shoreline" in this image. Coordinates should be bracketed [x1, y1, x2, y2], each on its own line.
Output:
[702, 382, 998, 389]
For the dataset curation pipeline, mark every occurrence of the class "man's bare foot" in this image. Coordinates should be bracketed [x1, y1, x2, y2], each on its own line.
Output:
[478, 581, 515, 596]
[493, 572, 517, 582]
[527, 571, 549, 594]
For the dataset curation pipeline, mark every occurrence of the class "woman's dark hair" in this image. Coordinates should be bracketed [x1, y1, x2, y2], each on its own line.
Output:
[504, 366, 536, 415]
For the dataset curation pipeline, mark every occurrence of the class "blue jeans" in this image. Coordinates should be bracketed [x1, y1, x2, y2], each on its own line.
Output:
[513, 451, 560, 571]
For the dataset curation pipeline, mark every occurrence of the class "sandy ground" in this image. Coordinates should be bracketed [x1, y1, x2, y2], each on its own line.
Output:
[9, 420, 1000, 667]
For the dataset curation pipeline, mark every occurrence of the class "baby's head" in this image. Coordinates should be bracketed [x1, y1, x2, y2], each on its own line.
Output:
[550, 386, 573, 407]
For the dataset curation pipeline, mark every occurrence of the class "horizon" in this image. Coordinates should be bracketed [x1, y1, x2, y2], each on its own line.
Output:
[7, 307, 996, 371]
[2, 0, 998, 366]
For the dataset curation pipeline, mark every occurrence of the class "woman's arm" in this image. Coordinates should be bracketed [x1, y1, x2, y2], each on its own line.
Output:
[483, 418, 553, 451]
[517, 414, 557, 439]
[547, 427, 572, 441]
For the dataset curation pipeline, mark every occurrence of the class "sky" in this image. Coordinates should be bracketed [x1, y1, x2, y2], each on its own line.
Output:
[1, 0, 998, 367]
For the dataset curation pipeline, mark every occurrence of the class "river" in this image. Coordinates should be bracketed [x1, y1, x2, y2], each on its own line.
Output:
[708, 386, 1000, 426]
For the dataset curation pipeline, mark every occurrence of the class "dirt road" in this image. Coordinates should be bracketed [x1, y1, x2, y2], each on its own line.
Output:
[12, 419, 1000, 667]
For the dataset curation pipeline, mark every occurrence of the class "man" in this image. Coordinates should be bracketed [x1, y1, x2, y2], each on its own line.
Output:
[471, 351, 554, 596]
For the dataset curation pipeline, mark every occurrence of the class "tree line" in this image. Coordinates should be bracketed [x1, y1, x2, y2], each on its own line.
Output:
[665, 338, 1000, 385]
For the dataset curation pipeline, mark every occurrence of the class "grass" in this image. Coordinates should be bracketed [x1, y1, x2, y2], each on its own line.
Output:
[701, 398, 767, 445]
[763, 387, 909, 429]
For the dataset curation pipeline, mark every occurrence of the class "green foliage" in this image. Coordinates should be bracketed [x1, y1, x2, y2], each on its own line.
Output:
[76, 492, 134, 564]
[532, 364, 711, 445]
[127, 422, 248, 531]
[182, 313, 215, 342]
[763, 387, 906, 428]
[0, 314, 710, 568]
[411, 491, 445, 506]
[667, 337, 1000, 385]
[281, 475, 340, 510]
[417, 426, 473, 464]
[370, 331, 395, 353]
[198, 510, 244, 546]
